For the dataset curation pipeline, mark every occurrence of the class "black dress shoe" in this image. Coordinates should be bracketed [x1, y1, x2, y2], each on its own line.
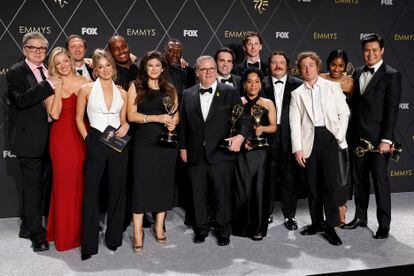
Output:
[284, 218, 298, 231]
[217, 236, 230, 246]
[300, 224, 322, 235]
[193, 233, 208, 243]
[268, 214, 273, 224]
[343, 218, 367, 229]
[19, 227, 30, 239]
[31, 236, 49, 252]
[324, 228, 342, 246]
[81, 254, 91, 261]
[374, 227, 389, 239]
[107, 245, 118, 251]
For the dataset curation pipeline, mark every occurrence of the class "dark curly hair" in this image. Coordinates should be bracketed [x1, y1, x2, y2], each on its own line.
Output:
[134, 50, 177, 107]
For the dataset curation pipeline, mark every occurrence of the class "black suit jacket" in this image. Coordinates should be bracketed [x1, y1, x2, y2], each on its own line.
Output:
[263, 75, 303, 153]
[180, 82, 248, 165]
[167, 64, 196, 101]
[232, 59, 268, 76]
[7, 60, 54, 157]
[350, 63, 402, 147]
[219, 74, 243, 96]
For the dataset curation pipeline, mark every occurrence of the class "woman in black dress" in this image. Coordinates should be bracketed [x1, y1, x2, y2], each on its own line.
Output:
[232, 67, 277, 240]
[320, 49, 354, 227]
[127, 51, 179, 252]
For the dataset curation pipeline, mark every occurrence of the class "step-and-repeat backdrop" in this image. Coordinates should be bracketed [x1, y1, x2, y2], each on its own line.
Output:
[1, 0, 413, 217]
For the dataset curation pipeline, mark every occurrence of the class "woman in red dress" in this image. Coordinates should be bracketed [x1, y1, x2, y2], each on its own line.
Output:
[45, 47, 90, 251]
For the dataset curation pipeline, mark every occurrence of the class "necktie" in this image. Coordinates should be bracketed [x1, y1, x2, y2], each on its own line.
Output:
[248, 62, 260, 68]
[37, 66, 46, 80]
[77, 69, 83, 75]
[220, 77, 233, 84]
[363, 65, 375, 74]
[199, 87, 213, 95]
[274, 80, 283, 85]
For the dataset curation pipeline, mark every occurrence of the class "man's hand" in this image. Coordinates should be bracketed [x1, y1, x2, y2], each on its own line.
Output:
[180, 149, 187, 163]
[294, 150, 306, 168]
[378, 142, 391, 154]
[225, 134, 244, 152]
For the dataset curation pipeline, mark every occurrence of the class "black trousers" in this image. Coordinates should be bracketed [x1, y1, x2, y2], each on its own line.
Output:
[352, 151, 391, 229]
[305, 127, 340, 228]
[269, 128, 298, 219]
[82, 128, 128, 256]
[18, 154, 50, 237]
[188, 156, 234, 238]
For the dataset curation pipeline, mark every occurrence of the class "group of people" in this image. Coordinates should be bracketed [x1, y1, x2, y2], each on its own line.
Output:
[6, 30, 401, 260]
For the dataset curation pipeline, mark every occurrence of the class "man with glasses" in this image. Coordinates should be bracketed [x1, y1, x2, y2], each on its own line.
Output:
[180, 55, 248, 246]
[7, 32, 60, 252]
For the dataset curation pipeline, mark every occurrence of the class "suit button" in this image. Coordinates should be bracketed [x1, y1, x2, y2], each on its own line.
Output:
[203, 141, 206, 146]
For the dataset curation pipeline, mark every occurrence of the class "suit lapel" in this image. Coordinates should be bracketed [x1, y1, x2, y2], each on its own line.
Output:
[282, 77, 293, 113]
[363, 63, 385, 96]
[192, 85, 204, 121]
[205, 85, 222, 122]
[300, 86, 315, 124]
[22, 61, 38, 88]
[264, 76, 276, 103]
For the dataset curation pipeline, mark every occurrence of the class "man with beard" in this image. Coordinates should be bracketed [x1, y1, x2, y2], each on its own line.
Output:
[65, 34, 93, 80]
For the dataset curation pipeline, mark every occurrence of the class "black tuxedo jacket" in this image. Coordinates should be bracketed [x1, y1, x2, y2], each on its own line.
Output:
[7, 60, 54, 157]
[263, 75, 303, 153]
[232, 59, 268, 76]
[180, 82, 248, 165]
[167, 64, 196, 101]
[349, 63, 401, 147]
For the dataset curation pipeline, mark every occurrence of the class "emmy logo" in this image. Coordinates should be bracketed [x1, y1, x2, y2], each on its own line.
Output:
[253, 0, 268, 14]
[54, 0, 69, 8]
[247, 104, 269, 149]
[103, 129, 115, 142]
[355, 138, 402, 162]
[220, 104, 244, 150]
[159, 96, 178, 147]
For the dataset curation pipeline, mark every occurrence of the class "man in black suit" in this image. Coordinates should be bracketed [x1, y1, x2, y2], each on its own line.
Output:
[180, 55, 248, 246]
[344, 33, 402, 239]
[107, 35, 139, 90]
[232, 32, 267, 76]
[164, 38, 196, 100]
[7, 32, 59, 252]
[214, 47, 242, 93]
[263, 51, 303, 230]
[65, 34, 93, 80]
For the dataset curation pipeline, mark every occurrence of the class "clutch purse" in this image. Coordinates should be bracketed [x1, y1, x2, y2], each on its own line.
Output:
[99, 125, 131, 153]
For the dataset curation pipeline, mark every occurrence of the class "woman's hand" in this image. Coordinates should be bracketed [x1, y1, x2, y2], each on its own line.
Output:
[116, 123, 130, 137]
[255, 125, 263, 137]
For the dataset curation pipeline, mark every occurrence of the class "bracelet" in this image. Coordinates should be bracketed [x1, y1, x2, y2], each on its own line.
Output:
[144, 114, 147, 124]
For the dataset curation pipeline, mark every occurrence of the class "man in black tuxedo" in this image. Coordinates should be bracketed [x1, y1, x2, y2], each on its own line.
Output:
[7, 32, 59, 252]
[65, 34, 93, 80]
[262, 51, 304, 230]
[232, 32, 267, 76]
[107, 35, 139, 90]
[344, 33, 402, 239]
[180, 55, 248, 246]
[214, 47, 242, 94]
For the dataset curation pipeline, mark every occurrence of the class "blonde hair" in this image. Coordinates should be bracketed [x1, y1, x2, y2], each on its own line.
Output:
[92, 49, 117, 81]
[48, 47, 76, 78]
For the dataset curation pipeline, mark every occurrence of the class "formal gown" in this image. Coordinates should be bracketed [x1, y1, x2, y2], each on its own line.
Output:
[47, 93, 86, 251]
[232, 96, 270, 238]
[132, 88, 178, 213]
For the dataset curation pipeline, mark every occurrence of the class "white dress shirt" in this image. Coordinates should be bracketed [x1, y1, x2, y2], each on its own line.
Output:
[304, 77, 325, 127]
[271, 75, 287, 124]
[359, 60, 383, 94]
[199, 81, 218, 121]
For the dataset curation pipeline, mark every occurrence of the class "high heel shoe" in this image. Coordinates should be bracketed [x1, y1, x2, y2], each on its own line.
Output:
[133, 230, 144, 252]
[151, 225, 167, 244]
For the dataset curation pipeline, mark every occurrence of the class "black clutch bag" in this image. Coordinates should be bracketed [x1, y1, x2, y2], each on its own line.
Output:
[99, 125, 131, 153]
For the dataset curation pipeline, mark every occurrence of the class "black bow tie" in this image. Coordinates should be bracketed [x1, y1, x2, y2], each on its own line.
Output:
[77, 69, 83, 75]
[248, 62, 260, 68]
[220, 77, 233, 84]
[274, 80, 283, 85]
[199, 87, 213, 95]
[363, 65, 375, 74]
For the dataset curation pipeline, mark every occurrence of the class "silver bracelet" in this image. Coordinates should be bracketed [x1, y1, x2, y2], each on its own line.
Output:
[144, 114, 147, 123]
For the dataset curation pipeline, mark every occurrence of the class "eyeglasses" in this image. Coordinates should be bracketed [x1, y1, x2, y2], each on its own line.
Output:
[198, 67, 216, 73]
[24, 45, 47, 53]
